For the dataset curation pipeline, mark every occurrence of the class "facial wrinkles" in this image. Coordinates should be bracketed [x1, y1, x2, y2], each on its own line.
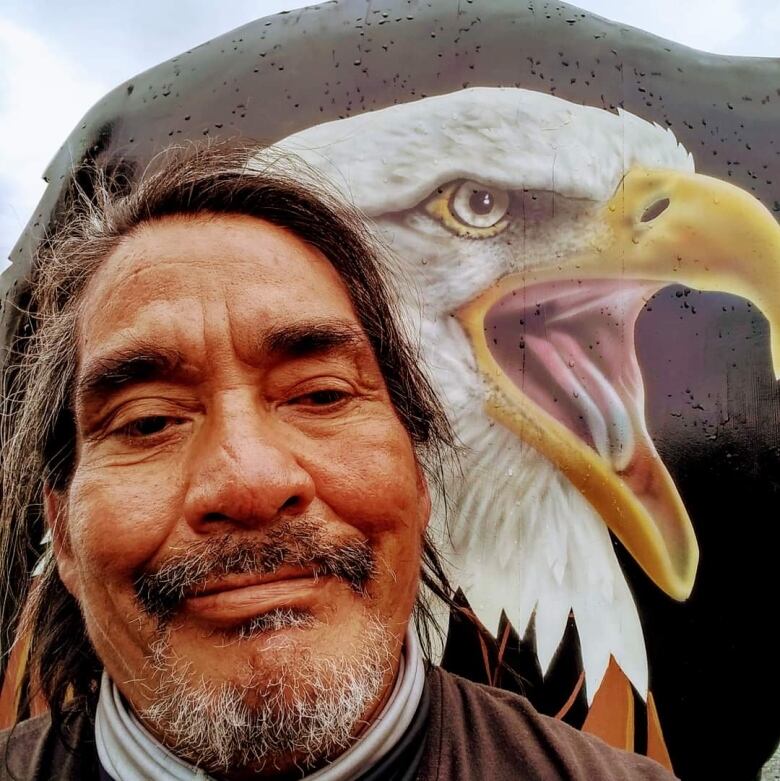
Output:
[199, 293, 239, 382]
[65, 501, 151, 687]
[80, 257, 240, 394]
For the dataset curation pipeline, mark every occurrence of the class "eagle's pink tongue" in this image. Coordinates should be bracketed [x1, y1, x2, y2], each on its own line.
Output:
[484, 280, 660, 472]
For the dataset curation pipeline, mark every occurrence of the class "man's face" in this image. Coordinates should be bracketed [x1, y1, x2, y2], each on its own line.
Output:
[49, 213, 429, 772]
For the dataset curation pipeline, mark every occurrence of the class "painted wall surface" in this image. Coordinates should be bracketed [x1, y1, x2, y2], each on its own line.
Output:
[2, 2, 779, 779]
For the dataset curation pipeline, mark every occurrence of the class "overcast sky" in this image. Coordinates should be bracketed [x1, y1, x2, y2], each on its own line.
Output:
[1, 0, 779, 268]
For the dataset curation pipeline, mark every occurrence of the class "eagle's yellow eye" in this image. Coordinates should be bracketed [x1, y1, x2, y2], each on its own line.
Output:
[424, 180, 511, 238]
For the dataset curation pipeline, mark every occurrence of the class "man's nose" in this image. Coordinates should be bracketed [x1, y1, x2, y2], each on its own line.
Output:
[182, 407, 316, 533]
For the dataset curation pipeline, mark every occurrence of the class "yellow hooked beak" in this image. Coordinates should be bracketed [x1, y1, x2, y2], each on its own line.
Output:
[600, 168, 780, 378]
[459, 168, 780, 600]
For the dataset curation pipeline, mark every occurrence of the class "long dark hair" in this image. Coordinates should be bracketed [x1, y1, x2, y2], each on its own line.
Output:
[0, 141, 456, 730]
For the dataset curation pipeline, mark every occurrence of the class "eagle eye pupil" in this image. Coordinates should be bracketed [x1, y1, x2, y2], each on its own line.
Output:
[471, 190, 495, 215]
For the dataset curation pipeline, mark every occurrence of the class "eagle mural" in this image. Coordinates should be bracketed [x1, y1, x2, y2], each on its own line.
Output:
[270, 86, 780, 765]
[2, 2, 780, 778]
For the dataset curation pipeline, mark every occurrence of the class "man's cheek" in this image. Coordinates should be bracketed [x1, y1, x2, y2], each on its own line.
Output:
[68, 473, 179, 576]
[318, 427, 419, 506]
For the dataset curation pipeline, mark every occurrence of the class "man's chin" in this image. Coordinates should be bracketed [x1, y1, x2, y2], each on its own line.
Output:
[178, 607, 369, 678]
[229, 606, 321, 641]
[137, 612, 397, 775]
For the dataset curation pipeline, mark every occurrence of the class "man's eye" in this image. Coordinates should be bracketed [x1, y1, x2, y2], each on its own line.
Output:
[290, 389, 350, 407]
[116, 416, 177, 438]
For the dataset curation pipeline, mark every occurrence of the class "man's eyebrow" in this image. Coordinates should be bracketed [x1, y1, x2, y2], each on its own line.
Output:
[75, 323, 366, 407]
[75, 344, 189, 408]
[259, 320, 366, 359]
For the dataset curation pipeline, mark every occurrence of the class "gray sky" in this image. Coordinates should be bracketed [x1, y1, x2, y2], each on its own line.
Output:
[2, 0, 779, 267]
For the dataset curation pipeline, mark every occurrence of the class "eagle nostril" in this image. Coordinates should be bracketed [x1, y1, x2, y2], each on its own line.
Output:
[640, 198, 670, 223]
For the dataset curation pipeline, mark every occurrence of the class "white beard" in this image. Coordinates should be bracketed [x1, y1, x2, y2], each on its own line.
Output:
[139, 612, 394, 774]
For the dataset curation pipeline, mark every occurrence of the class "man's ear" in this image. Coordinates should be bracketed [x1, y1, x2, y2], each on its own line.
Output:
[43, 484, 80, 600]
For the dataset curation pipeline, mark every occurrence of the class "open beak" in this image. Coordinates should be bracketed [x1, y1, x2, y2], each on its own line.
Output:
[459, 167, 780, 601]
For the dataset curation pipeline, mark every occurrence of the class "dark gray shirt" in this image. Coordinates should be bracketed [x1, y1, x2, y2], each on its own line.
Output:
[0, 668, 678, 780]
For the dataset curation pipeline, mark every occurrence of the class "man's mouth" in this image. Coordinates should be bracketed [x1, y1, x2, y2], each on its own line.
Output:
[134, 523, 377, 623]
[183, 568, 343, 628]
[191, 566, 327, 598]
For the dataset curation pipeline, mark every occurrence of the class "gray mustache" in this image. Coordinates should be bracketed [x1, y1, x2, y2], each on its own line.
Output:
[134, 520, 376, 622]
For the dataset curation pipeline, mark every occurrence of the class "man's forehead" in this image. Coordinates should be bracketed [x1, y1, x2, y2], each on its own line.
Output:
[84, 213, 346, 299]
[77, 213, 363, 357]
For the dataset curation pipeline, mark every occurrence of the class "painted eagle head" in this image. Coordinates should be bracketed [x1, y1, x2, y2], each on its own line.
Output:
[272, 87, 780, 701]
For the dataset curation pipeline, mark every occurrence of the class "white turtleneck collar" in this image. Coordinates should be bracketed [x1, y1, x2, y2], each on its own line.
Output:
[95, 627, 425, 781]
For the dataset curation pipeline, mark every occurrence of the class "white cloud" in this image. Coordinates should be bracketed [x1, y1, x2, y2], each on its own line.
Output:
[764, 2, 780, 26]
[0, 18, 107, 270]
[748, 1, 780, 53]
